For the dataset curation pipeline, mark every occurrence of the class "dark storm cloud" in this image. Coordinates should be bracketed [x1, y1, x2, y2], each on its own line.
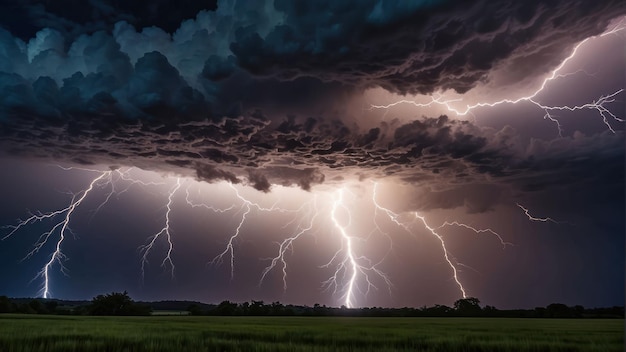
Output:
[0, 0, 624, 202]
[0, 0, 217, 40]
[230, 0, 623, 94]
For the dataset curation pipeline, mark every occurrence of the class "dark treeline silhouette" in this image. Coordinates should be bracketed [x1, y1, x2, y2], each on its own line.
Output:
[0, 291, 151, 316]
[0, 294, 623, 318]
[187, 298, 624, 318]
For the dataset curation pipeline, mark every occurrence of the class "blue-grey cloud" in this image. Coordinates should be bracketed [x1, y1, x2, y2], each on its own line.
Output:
[0, 0, 623, 208]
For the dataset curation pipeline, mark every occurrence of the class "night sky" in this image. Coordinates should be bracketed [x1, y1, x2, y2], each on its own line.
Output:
[0, 0, 624, 309]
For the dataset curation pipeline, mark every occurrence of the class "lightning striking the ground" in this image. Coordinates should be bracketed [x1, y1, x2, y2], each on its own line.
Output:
[210, 183, 301, 279]
[1, 167, 175, 297]
[371, 183, 467, 298]
[258, 197, 319, 290]
[139, 178, 182, 280]
[2, 167, 578, 307]
[322, 188, 392, 308]
[2, 169, 112, 298]
[369, 22, 626, 135]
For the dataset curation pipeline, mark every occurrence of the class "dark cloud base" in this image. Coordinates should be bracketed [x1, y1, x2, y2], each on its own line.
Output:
[0, 0, 624, 211]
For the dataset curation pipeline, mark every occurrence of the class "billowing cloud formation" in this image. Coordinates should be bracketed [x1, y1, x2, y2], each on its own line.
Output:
[0, 0, 624, 210]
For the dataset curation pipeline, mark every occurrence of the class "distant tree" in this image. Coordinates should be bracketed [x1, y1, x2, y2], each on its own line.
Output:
[483, 305, 498, 317]
[422, 304, 452, 317]
[269, 301, 284, 316]
[44, 300, 58, 314]
[16, 302, 36, 314]
[28, 300, 48, 314]
[72, 305, 89, 316]
[89, 291, 151, 316]
[546, 303, 572, 318]
[213, 300, 238, 316]
[249, 300, 268, 316]
[240, 301, 250, 315]
[187, 304, 204, 316]
[534, 307, 546, 318]
[0, 296, 14, 313]
[572, 305, 584, 318]
[454, 297, 482, 316]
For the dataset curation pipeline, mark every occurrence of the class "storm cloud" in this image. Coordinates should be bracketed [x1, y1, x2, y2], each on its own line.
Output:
[0, 0, 624, 208]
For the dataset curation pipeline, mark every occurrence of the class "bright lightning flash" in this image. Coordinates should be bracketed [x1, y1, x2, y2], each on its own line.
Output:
[369, 22, 626, 135]
[5, 170, 561, 308]
[139, 178, 182, 279]
[3, 169, 112, 298]
[2, 167, 171, 297]
[370, 182, 511, 300]
[322, 188, 392, 308]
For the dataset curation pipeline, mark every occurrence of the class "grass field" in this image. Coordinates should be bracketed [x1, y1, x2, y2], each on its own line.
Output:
[0, 314, 622, 351]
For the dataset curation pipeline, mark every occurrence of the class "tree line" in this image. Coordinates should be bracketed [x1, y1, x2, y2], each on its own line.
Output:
[0, 293, 623, 318]
[0, 291, 151, 316]
[188, 297, 624, 318]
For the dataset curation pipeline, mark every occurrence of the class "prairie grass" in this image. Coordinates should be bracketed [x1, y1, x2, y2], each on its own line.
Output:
[0, 314, 622, 351]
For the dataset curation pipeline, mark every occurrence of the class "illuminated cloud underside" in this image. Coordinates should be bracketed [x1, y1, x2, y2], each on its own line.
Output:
[0, 0, 624, 307]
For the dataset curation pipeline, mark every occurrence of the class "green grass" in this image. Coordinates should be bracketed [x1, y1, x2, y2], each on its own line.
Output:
[0, 314, 622, 351]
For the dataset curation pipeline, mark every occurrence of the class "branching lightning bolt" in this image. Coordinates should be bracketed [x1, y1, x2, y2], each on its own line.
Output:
[139, 178, 182, 280]
[210, 183, 296, 279]
[2, 170, 112, 298]
[370, 23, 626, 135]
[259, 197, 319, 290]
[370, 182, 517, 300]
[2, 167, 568, 307]
[370, 183, 466, 298]
[322, 188, 392, 308]
[412, 213, 467, 299]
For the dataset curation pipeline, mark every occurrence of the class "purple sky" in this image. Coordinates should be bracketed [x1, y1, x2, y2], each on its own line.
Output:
[0, 0, 624, 309]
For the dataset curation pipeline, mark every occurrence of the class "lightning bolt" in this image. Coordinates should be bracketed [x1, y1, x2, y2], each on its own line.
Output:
[139, 177, 182, 280]
[184, 185, 236, 214]
[259, 197, 319, 290]
[210, 183, 296, 279]
[322, 188, 392, 308]
[370, 182, 517, 300]
[412, 213, 467, 299]
[2, 166, 174, 297]
[516, 203, 561, 223]
[370, 22, 625, 135]
[2, 168, 564, 307]
[370, 183, 466, 298]
[2, 170, 112, 298]
[437, 221, 512, 249]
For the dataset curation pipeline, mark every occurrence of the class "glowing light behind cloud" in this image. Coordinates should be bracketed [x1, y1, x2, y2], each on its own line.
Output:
[0, 1, 623, 309]
[365, 21, 625, 136]
[1, 162, 519, 307]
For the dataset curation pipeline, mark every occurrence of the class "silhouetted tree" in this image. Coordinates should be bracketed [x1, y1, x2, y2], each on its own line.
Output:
[240, 301, 250, 315]
[454, 297, 482, 316]
[249, 300, 268, 316]
[483, 305, 498, 317]
[0, 296, 14, 313]
[28, 300, 48, 314]
[534, 307, 546, 318]
[44, 300, 58, 314]
[16, 302, 36, 314]
[573, 305, 585, 318]
[187, 304, 204, 316]
[213, 300, 238, 316]
[422, 304, 452, 316]
[89, 291, 151, 316]
[546, 303, 572, 318]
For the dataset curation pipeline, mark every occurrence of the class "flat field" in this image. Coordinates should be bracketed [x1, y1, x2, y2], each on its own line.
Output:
[0, 314, 622, 351]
